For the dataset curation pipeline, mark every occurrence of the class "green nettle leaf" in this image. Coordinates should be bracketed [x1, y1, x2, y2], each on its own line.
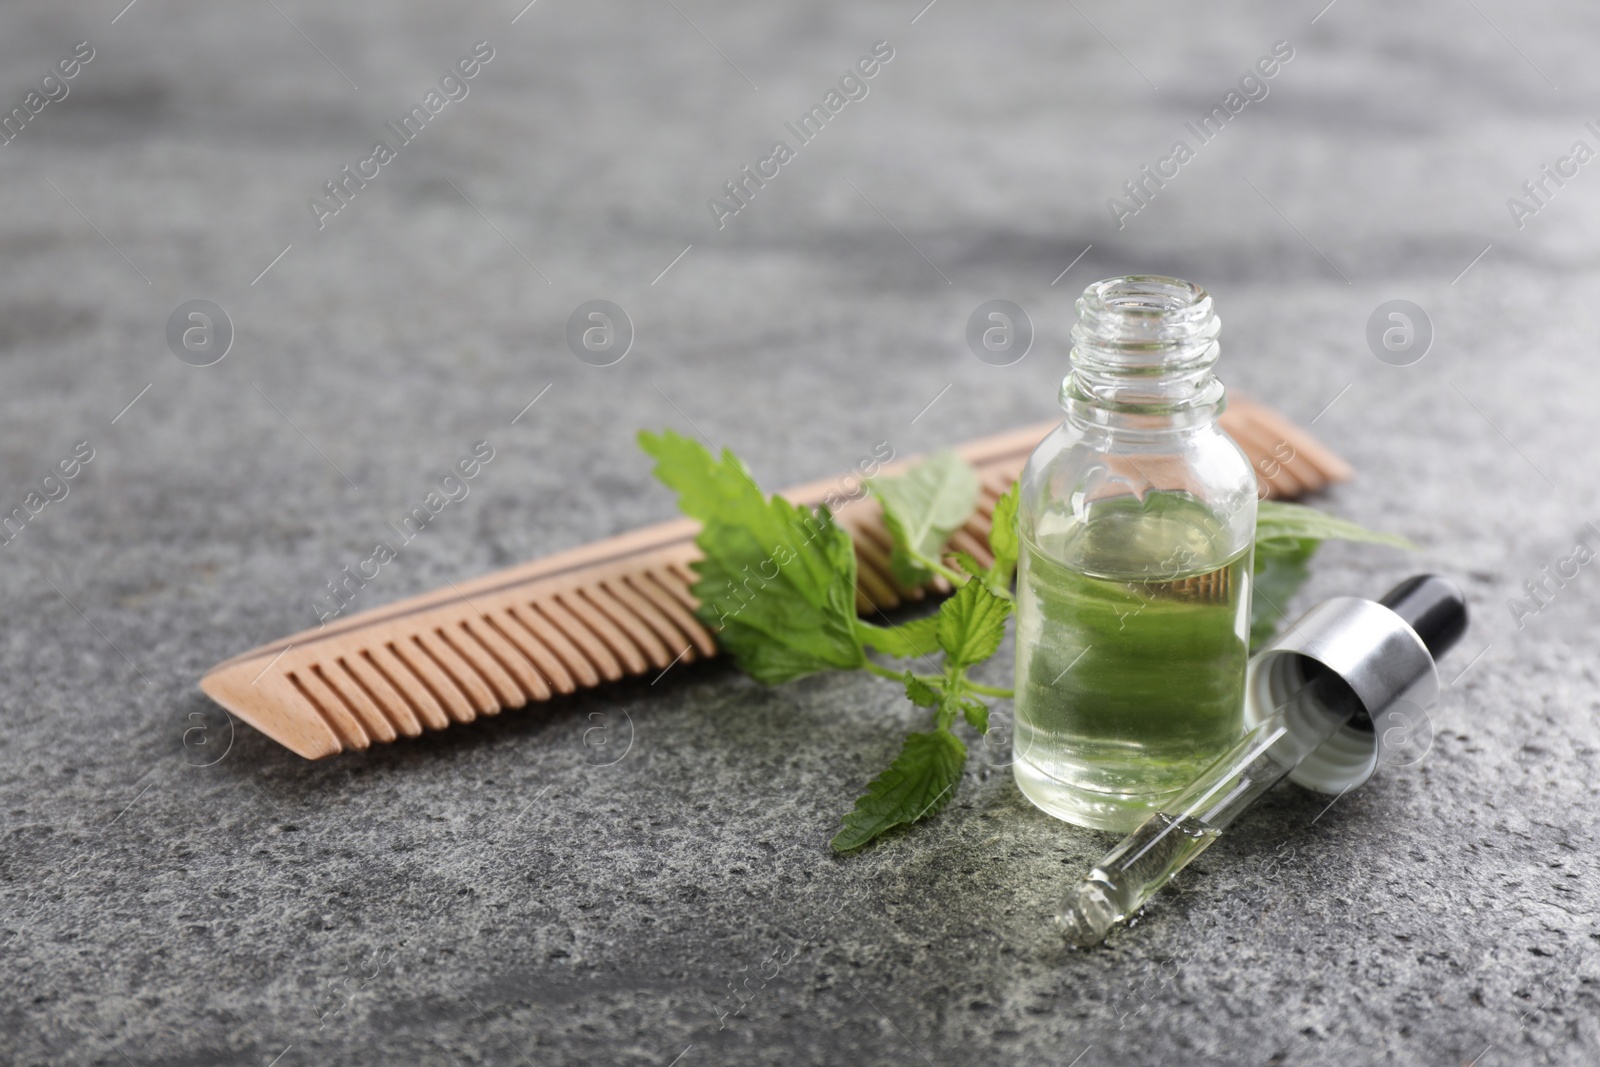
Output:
[854, 615, 940, 661]
[987, 481, 1020, 591]
[868, 451, 981, 586]
[1250, 538, 1319, 651]
[1248, 502, 1413, 650]
[1255, 500, 1415, 550]
[935, 579, 1011, 669]
[639, 430, 865, 684]
[902, 671, 940, 708]
[831, 729, 967, 852]
[958, 696, 989, 734]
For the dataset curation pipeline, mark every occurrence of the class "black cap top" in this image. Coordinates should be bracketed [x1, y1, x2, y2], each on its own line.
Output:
[1378, 574, 1469, 662]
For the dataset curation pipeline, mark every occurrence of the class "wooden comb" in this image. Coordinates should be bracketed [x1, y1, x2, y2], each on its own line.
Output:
[200, 397, 1350, 759]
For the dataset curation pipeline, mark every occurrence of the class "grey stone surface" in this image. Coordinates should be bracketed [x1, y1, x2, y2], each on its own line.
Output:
[1, 0, 1598, 1064]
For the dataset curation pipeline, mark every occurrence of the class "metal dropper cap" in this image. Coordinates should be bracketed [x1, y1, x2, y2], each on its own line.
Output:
[1241, 575, 1469, 795]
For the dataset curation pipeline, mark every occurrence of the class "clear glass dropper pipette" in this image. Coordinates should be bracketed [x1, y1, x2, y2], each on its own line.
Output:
[1055, 574, 1467, 949]
[1056, 665, 1357, 948]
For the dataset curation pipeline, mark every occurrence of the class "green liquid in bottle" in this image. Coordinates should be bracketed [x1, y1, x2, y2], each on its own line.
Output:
[1012, 491, 1250, 831]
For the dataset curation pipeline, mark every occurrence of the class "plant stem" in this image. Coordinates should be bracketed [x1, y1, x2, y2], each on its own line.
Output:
[919, 554, 968, 587]
[965, 680, 1014, 698]
[863, 659, 903, 681]
[866, 660, 943, 686]
[866, 659, 958, 696]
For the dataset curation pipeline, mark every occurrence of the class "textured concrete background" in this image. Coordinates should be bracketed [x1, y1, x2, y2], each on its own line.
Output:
[2, 1, 1598, 1064]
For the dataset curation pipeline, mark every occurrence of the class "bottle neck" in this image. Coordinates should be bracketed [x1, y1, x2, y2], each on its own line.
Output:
[1060, 276, 1225, 432]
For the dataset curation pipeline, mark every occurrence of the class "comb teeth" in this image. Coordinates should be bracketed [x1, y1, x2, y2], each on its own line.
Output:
[1166, 565, 1232, 603]
[200, 398, 1348, 759]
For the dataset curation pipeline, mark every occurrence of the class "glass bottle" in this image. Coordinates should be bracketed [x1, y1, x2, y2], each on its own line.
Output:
[1012, 276, 1257, 832]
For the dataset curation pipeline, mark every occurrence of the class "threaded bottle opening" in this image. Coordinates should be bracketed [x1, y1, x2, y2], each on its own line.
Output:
[1066, 275, 1223, 416]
